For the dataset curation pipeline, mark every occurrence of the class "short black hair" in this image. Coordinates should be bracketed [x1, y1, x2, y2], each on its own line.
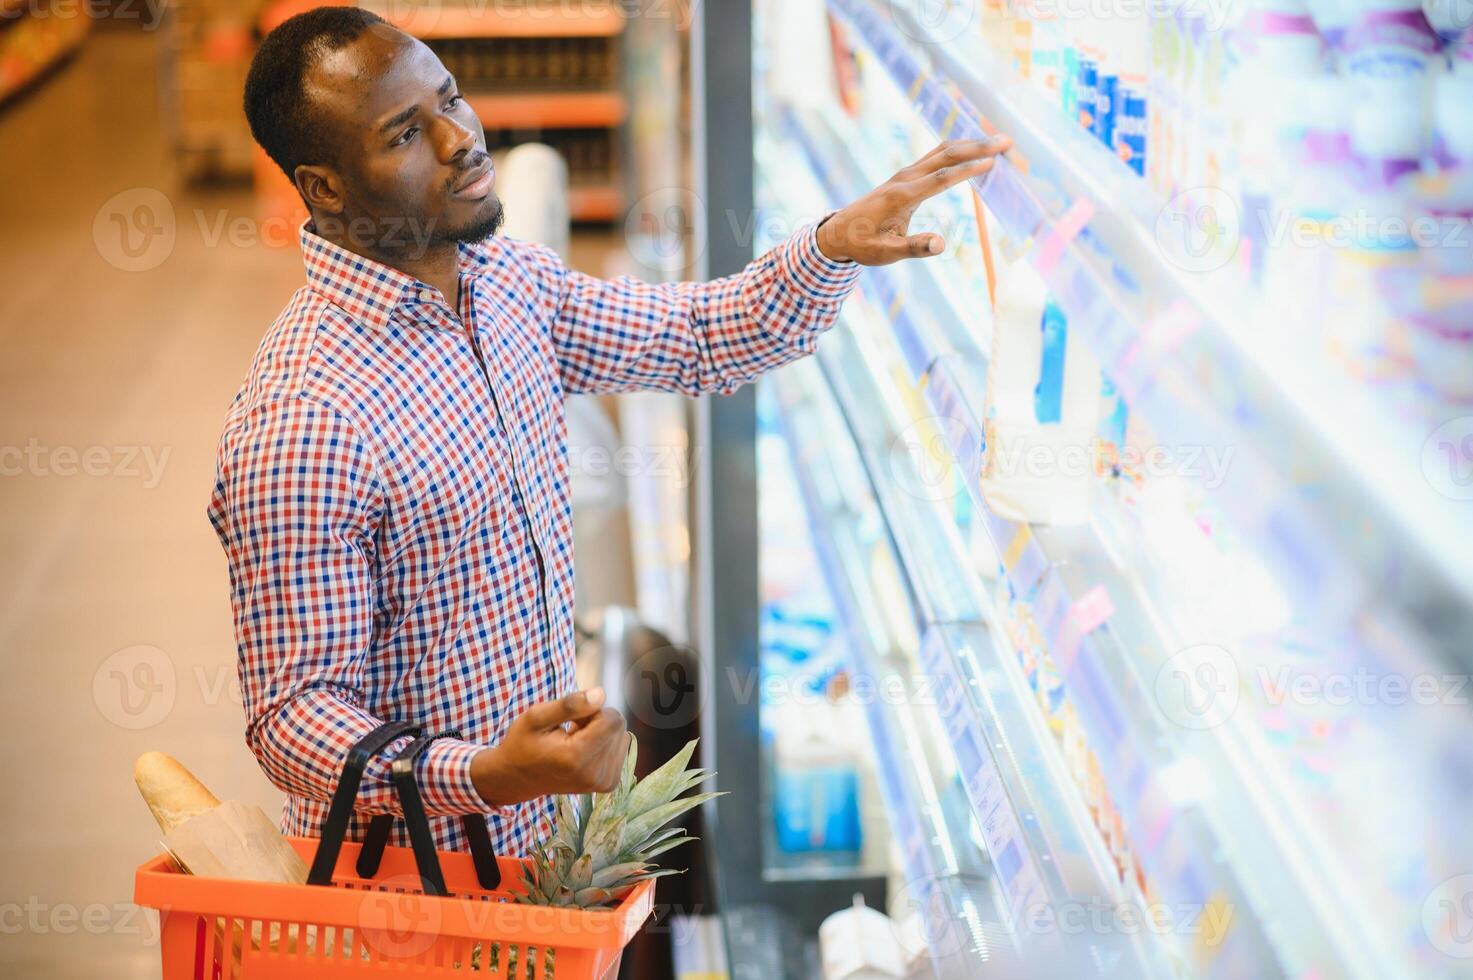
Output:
[243, 6, 389, 183]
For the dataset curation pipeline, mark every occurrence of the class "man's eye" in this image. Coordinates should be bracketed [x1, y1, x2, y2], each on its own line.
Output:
[393, 127, 418, 146]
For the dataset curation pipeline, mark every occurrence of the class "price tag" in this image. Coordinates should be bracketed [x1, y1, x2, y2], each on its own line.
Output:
[1002, 524, 1033, 571]
[1034, 196, 1097, 278]
[1053, 585, 1115, 670]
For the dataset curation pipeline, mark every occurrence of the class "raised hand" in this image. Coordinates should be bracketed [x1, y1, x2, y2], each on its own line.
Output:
[815, 136, 1013, 266]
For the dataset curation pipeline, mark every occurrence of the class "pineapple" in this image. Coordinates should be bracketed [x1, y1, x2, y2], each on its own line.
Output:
[516, 736, 721, 909]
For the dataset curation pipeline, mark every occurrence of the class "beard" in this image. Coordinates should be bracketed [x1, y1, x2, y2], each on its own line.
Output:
[435, 193, 505, 246]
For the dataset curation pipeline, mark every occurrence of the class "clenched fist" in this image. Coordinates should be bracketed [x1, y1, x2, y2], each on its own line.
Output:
[816, 136, 1013, 266]
[470, 688, 629, 806]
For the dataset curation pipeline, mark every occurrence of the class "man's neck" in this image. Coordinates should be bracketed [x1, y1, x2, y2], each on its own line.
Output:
[316, 220, 463, 312]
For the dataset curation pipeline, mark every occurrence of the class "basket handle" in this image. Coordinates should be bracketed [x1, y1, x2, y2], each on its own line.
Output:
[354, 730, 505, 894]
[307, 720, 422, 887]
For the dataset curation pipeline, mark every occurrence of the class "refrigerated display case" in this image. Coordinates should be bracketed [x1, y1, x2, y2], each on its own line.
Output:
[693, 1, 1473, 978]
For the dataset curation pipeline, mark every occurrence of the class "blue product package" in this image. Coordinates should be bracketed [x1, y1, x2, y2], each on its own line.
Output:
[1099, 376, 1130, 449]
[1093, 72, 1117, 148]
[1077, 56, 1098, 131]
[1034, 299, 1069, 424]
[773, 764, 862, 853]
[1116, 91, 1147, 176]
[1061, 45, 1080, 119]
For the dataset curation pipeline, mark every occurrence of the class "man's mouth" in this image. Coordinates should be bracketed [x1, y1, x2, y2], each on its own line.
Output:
[451, 157, 495, 200]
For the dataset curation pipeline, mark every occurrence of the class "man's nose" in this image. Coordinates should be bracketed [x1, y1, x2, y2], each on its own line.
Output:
[436, 115, 477, 164]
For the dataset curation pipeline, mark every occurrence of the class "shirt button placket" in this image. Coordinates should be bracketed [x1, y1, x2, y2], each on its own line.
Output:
[461, 288, 555, 659]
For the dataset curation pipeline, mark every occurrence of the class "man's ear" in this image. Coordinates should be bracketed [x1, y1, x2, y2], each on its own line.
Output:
[295, 165, 344, 215]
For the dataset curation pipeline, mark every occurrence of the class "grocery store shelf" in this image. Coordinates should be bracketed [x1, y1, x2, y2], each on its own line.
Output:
[756, 178, 1170, 969]
[830, 0, 1473, 673]
[815, 317, 1197, 979]
[568, 181, 622, 222]
[365, 2, 626, 39]
[1, 0, 30, 29]
[772, 106, 1424, 978]
[767, 360, 1007, 978]
[0, 6, 88, 106]
[467, 90, 627, 129]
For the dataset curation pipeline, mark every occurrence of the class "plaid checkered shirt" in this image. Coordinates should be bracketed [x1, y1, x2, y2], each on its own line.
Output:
[207, 219, 859, 856]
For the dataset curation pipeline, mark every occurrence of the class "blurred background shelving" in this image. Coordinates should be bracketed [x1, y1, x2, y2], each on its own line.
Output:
[155, 0, 632, 221]
[0, 0, 92, 107]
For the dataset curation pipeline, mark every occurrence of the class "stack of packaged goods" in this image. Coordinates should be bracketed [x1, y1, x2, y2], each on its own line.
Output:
[0, 0, 91, 106]
[973, 0, 1473, 408]
[756, 400, 873, 871]
[429, 36, 619, 92]
[168, 0, 257, 181]
[996, 582, 1151, 899]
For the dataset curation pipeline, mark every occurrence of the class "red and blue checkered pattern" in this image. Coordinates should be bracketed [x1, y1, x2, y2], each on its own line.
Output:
[207, 220, 859, 854]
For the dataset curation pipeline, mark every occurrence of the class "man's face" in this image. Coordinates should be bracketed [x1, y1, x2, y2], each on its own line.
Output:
[301, 27, 502, 254]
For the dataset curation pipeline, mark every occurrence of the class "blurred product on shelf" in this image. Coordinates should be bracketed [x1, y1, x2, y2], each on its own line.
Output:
[965, 0, 1473, 408]
[0, 0, 91, 107]
[164, 0, 256, 180]
[429, 35, 619, 91]
[817, 895, 907, 980]
[982, 247, 1103, 527]
[758, 416, 874, 867]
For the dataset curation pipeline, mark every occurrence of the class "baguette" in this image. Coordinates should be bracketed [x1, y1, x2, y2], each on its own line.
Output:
[134, 751, 221, 835]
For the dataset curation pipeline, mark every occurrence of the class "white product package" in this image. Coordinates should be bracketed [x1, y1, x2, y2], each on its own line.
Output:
[981, 255, 1102, 526]
[819, 894, 906, 980]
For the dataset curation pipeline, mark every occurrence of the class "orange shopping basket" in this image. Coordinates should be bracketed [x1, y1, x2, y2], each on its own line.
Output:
[135, 721, 655, 979]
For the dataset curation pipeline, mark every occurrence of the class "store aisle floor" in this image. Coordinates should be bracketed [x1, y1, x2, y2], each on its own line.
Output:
[0, 28, 624, 978]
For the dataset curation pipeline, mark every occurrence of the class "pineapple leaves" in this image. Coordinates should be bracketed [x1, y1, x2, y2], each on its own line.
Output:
[513, 736, 721, 910]
[615, 791, 724, 855]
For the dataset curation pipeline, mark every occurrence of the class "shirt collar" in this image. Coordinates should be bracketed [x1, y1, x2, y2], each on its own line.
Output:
[299, 221, 495, 332]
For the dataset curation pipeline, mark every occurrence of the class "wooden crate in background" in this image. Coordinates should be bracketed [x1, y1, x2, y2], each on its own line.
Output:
[162, 0, 255, 182]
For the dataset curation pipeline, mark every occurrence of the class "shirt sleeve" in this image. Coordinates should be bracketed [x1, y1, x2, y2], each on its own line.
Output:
[518, 218, 861, 396]
[207, 395, 500, 818]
